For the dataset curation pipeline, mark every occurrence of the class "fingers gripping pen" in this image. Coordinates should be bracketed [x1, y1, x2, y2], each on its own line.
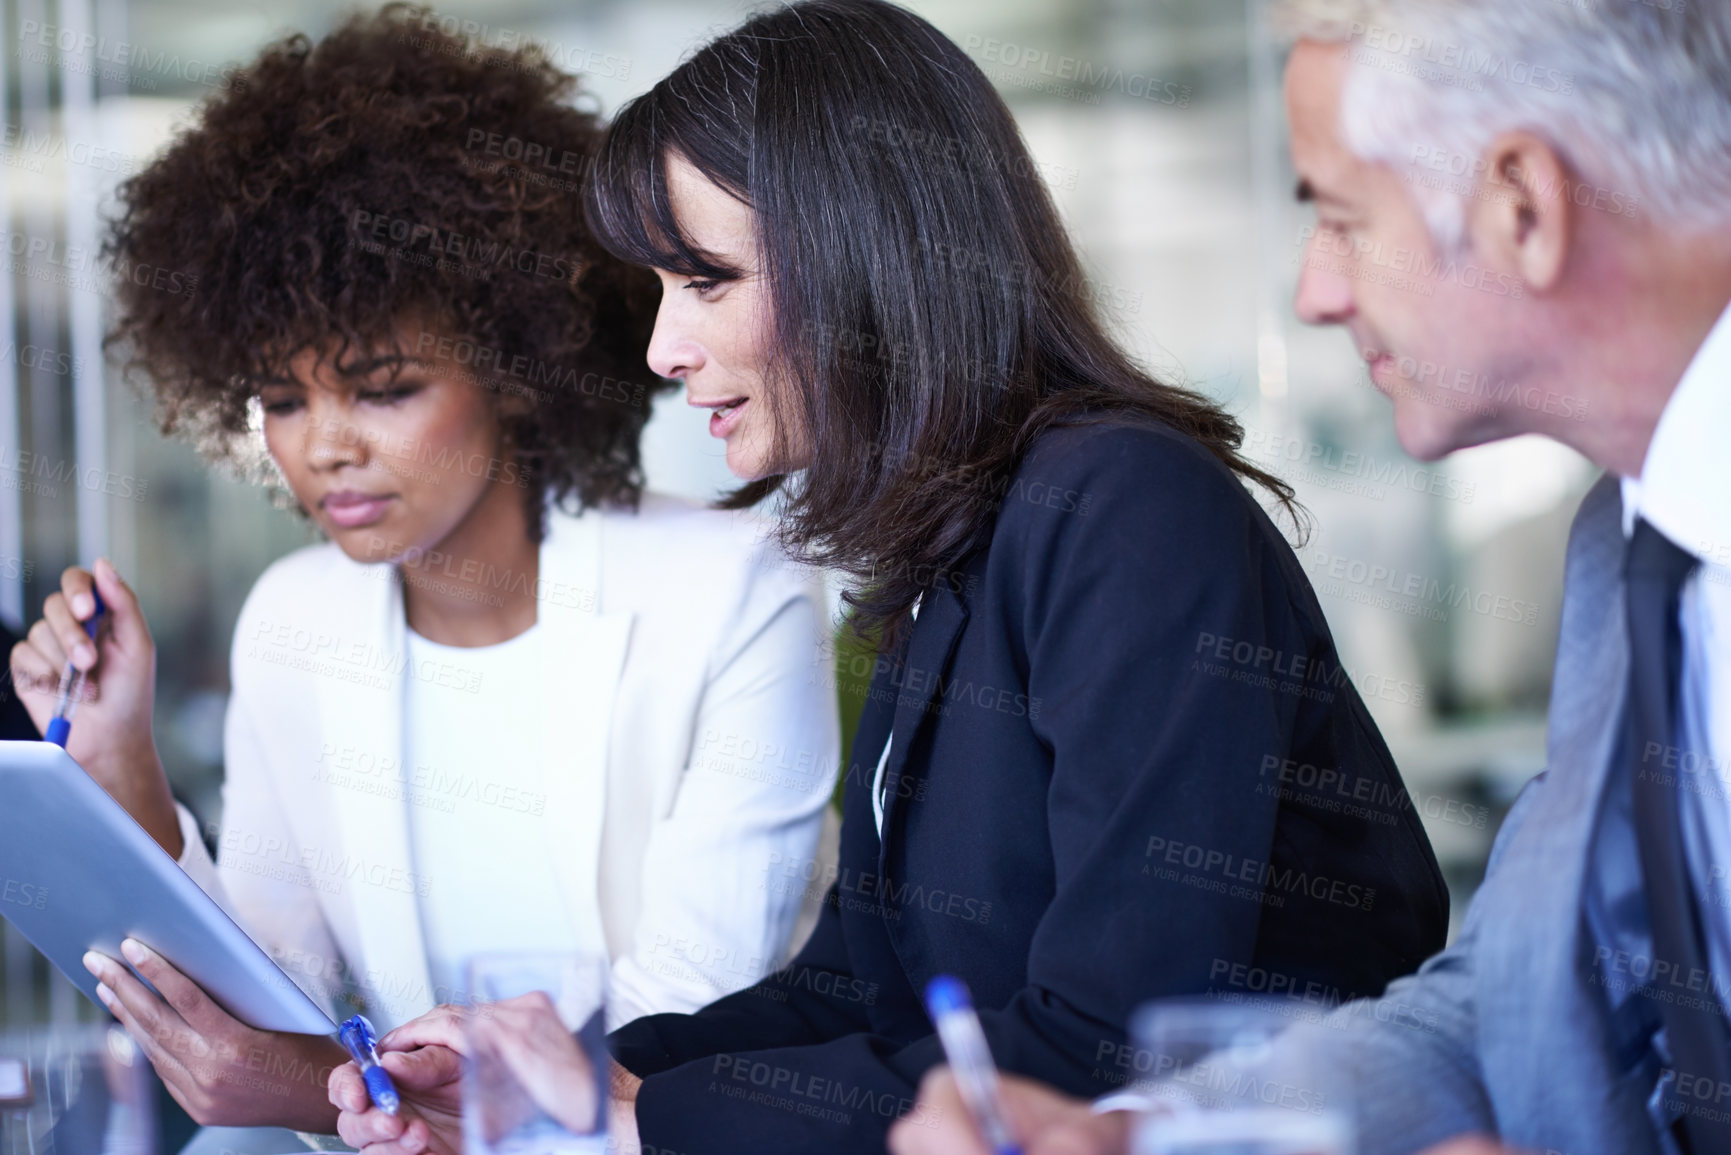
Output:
[46, 588, 106, 748]
[339, 1014, 401, 1116]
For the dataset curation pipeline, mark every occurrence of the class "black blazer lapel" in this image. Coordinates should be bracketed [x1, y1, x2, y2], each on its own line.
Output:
[876, 585, 970, 879]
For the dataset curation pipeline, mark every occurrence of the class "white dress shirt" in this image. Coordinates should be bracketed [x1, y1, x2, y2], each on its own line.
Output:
[1619, 300, 1731, 1145]
[1619, 300, 1731, 906]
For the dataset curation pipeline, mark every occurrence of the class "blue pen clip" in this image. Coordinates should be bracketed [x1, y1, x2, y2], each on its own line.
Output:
[925, 976, 1024, 1155]
[338, 1014, 400, 1116]
[45, 587, 106, 748]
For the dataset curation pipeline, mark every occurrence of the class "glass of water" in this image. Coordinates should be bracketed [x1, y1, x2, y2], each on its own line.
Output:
[0, 1025, 155, 1154]
[1129, 998, 1352, 1155]
[461, 952, 610, 1155]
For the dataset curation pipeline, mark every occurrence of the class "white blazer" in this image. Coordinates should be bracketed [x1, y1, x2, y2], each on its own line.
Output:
[176, 494, 840, 1030]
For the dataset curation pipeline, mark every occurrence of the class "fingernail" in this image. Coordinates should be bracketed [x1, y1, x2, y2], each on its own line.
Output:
[74, 594, 93, 618]
[120, 939, 148, 965]
[76, 645, 96, 667]
[82, 951, 103, 977]
[95, 982, 115, 1008]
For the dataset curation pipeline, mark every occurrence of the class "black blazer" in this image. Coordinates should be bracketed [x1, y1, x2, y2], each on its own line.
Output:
[612, 419, 1448, 1154]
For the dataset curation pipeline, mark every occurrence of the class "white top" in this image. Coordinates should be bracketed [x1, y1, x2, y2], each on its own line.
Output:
[400, 624, 582, 1005]
[175, 496, 841, 1031]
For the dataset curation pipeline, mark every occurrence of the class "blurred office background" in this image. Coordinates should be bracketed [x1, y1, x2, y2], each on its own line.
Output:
[0, 0, 1595, 1033]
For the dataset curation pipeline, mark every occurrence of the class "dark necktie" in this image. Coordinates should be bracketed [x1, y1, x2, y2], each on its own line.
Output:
[1626, 518, 1729, 1152]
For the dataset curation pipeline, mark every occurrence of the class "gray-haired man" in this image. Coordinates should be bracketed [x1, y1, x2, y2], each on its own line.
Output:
[892, 2, 1731, 1153]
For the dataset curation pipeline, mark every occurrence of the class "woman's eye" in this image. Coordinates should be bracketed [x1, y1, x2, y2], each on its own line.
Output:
[358, 386, 420, 405]
[259, 397, 302, 416]
[684, 277, 723, 296]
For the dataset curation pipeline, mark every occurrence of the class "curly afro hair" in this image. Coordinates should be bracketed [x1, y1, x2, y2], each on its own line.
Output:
[104, 3, 667, 536]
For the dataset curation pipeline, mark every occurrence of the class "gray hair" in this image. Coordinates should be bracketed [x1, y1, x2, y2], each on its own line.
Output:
[1270, 0, 1731, 248]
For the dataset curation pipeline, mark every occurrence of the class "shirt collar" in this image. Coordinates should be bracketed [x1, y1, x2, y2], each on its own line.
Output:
[1620, 300, 1731, 569]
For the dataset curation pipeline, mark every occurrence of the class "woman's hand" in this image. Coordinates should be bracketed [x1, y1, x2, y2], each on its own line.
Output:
[83, 938, 345, 1130]
[9, 560, 180, 857]
[329, 1038, 465, 1155]
[331, 994, 638, 1153]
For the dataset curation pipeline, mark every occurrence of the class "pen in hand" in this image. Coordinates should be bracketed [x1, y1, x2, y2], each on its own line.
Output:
[925, 975, 1024, 1155]
[339, 1014, 401, 1116]
[45, 588, 107, 748]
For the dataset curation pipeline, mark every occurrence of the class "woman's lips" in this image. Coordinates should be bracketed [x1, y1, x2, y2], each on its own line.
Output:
[704, 397, 750, 439]
[321, 492, 394, 529]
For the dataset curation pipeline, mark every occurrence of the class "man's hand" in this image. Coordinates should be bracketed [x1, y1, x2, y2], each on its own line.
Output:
[890, 1067, 1128, 1155]
[10, 560, 180, 856]
[84, 939, 345, 1130]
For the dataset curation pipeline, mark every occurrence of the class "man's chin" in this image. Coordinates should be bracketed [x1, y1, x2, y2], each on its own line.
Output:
[1391, 397, 1485, 463]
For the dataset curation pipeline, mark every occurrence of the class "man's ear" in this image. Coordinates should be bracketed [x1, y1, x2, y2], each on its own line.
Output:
[1469, 131, 1574, 293]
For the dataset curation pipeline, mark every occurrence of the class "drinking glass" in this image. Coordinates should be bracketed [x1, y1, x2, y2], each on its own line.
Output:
[461, 952, 609, 1155]
[0, 1024, 155, 1154]
[1129, 998, 1352, 1155]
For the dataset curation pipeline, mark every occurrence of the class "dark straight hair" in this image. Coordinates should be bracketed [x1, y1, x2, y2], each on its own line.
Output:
[586, 0, 1298, 644]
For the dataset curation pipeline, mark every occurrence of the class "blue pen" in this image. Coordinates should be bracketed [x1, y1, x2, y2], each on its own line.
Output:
[925, 976, 1024, 1155]
[45, 588, 106, 748]
[338, 1015, 400, 1116]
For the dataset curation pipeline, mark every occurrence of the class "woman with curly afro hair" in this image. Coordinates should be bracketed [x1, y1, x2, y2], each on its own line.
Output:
[8, 5, 839, 1142]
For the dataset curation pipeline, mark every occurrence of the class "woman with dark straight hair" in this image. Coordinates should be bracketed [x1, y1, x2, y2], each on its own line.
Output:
[331, 2, 1449, 1152]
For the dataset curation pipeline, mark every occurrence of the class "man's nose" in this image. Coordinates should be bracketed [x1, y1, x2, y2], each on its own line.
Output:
[1294, 232, 1356, 326]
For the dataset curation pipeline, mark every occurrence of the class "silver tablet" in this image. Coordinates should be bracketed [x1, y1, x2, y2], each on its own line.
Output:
[0, 740, 336, 1036]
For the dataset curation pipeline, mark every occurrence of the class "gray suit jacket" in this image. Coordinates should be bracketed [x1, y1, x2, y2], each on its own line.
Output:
[1296, 476, 1663, 1155]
